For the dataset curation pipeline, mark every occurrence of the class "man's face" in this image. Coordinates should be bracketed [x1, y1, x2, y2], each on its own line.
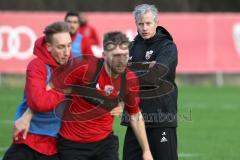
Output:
[136, 11, 158, 40]
[104, 45, 129, 75]
[65, 16, 80, 35]
[79, 13, 87, 26]
[47, 32, 71, 65]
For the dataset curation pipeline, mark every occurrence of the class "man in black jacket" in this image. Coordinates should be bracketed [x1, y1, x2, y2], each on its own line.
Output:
[122, 4, 178, 160]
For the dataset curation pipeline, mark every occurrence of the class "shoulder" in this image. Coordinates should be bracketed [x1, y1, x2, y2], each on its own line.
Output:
[27, 58, 47, 73]
[159, 40, 177, 54]
[86, 24, 96, 31]
[126, 68, 137, 79]
[125, 68, 139, 86]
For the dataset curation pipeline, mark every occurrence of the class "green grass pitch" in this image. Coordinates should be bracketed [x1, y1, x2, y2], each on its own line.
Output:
[0, 85, 240, 160]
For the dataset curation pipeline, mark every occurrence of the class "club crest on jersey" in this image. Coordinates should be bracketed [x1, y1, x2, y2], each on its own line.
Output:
[145, 50, 153, 60]
[104, 85, 114, 96]
[96, 83, 100, 90]
[128, 56, 133, 61]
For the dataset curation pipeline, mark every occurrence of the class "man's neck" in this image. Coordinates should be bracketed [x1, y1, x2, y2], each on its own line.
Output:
[104, 63, 119, 79]
[70, 31, 77, 37]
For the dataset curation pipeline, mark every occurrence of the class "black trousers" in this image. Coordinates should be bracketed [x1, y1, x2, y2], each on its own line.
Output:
[123, 127, 178, 160]
[57, 133, 119, 160]
[3, 143, 59, 160]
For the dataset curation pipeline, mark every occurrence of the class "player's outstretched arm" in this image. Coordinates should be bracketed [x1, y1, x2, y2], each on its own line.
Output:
[129, 112, 153, 160]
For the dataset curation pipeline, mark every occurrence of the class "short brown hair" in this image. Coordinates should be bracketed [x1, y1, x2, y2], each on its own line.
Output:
[103, 32, 129, 51]
[43, 21, 69, 43]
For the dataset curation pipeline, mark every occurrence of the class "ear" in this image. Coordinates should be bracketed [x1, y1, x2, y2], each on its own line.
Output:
[46, 43, 52, 52]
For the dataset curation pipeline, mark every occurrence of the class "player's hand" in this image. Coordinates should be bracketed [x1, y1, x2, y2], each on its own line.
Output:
[143, 150, 154, 160]
[13, 116, 30, 141]
[110, 102, 124, 117]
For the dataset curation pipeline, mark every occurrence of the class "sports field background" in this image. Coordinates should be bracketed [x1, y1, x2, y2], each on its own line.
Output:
[0, 84, 240, 160]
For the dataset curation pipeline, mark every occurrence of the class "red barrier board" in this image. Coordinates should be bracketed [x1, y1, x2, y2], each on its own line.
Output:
[1, 12, 240, 73]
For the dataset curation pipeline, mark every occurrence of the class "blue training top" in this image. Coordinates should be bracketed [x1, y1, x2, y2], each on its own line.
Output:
[71, 32, 83, 58]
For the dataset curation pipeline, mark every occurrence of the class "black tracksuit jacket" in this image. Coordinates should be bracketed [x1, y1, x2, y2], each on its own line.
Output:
[122, 26, 178, 128]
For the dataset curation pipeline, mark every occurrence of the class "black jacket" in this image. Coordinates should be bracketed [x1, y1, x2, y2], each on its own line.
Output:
[121, 26, 178, 128]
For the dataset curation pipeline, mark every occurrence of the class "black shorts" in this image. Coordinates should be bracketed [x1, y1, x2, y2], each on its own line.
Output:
[57, 133, 119, 160]
[123, 127, 178, 160]
[2, 143, 59, 160]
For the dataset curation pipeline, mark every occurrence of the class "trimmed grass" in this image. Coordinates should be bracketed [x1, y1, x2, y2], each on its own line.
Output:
[0, 85, 240, 159]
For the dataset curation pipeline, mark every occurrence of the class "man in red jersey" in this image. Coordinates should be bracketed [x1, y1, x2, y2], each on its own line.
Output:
[64, 11, 93, 58]
[79, 12, 100, 46]
[52, 31, 153, 160]
[10, 31, 152, 160]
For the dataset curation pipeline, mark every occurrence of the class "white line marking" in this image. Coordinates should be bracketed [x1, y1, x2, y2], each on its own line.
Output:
[179, 153, 200, 157]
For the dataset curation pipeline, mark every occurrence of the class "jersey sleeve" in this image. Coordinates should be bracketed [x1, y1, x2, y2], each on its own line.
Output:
[25, 59, 64, 112]
[123, 70, 140, 115]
